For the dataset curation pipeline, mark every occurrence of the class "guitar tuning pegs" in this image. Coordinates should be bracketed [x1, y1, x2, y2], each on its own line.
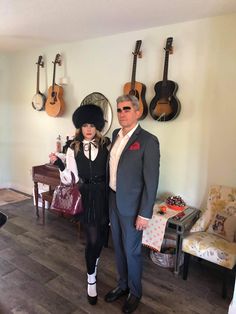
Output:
[57, 56, 62, 66]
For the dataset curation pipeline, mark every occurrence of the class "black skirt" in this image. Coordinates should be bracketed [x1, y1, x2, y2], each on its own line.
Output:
[79, 180, 109, 226]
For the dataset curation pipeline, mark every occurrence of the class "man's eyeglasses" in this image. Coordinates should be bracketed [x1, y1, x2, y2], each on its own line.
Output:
[117, 106, 132, 113]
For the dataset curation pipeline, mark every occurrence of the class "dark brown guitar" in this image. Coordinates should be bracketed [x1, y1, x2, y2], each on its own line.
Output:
[124, 40, 148, 120]
[149, 37, 181, 121]
[45, 53, 65, 117]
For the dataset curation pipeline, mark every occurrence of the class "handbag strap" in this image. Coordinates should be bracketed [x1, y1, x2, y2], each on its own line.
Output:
[70, 171, 76, 185]
[59, 171, 76, 187]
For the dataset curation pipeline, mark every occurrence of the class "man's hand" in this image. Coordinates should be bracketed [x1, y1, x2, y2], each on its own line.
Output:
[135, 216, 149, 231]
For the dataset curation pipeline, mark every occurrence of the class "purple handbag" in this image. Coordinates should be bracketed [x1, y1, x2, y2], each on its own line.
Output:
[51, 172, 84, 215]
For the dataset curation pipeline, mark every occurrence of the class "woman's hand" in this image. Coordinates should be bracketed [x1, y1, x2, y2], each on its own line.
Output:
[49, 152, 58, 164]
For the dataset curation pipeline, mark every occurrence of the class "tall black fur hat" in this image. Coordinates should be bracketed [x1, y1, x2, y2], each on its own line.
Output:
[72, 104, 105, 131]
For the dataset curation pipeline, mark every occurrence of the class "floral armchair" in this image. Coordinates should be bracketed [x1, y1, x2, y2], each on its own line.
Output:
[182, 185, 236, 298]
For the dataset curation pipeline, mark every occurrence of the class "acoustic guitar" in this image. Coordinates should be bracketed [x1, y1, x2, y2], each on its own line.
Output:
[32, 56, 46, 111]
[45, 53, 65, 117]
[123, 40, 148, 120]
[149, 37, 181, 121]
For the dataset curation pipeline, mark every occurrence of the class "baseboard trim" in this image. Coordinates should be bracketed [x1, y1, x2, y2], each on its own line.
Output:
[0, 183, 32, 196]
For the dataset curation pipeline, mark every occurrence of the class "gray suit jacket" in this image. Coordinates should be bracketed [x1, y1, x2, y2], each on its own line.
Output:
[111, 125, 160, 218]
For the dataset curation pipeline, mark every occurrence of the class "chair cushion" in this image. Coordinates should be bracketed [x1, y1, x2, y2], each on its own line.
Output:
[206, 201, 236, 242]
[182, 232, 236, 269]
[190, 186, 236, 233]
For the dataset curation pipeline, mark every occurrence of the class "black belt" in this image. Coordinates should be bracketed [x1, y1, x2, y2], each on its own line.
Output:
[80, 175, 105, 184]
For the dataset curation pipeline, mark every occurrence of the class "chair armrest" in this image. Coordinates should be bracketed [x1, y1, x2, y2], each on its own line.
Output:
[190, 209, 211, 232]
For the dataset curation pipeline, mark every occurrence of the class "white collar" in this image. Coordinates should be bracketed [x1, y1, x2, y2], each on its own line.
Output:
[118, 123, 139, 138]
[83, 139, 96, 144]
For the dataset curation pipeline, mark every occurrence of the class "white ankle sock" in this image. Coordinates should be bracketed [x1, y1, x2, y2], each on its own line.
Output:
[87, 273, 97, 297]
[94, 257, 99, 277]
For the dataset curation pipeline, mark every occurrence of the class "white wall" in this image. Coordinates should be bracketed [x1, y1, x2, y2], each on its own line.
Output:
[0, 54, 11, 186]
[1, 13, 236, 208]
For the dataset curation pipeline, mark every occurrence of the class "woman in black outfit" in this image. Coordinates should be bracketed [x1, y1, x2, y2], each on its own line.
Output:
[49, 104, 110, 305]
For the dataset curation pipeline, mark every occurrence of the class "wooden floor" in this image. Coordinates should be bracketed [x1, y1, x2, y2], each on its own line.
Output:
[0, 199, 234, 314]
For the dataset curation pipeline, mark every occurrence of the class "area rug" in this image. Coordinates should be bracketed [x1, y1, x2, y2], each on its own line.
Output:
[0, 189, 31, 206]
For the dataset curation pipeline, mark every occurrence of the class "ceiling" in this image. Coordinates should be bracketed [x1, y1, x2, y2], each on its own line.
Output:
[1, 0, 236, 52]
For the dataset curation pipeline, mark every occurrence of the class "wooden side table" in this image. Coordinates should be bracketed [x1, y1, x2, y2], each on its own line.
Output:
[32, 164, 60, 217]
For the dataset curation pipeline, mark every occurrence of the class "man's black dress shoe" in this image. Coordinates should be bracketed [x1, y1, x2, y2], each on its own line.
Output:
[104, 286, 129, 303]
[122, 293, 141, 313]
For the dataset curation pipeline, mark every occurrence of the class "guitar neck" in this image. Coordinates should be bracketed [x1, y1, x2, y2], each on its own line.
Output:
[131, 55, 138, 90]
[130, 40, 142, 91]
[36, 66, 40, 93]
[162, 50, 170, 85]
[52, 62, 57, 92]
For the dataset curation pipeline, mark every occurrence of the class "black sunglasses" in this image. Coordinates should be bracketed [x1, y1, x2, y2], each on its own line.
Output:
[117, 106, 132, 113]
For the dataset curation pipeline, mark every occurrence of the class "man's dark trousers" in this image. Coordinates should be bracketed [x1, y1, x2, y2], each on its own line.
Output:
[109, 190, 143, 298]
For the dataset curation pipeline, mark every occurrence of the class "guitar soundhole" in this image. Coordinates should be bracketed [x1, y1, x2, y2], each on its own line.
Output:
[154, 100, 172, 117]
[50, 92, 57, 105]
[129, 89, 139, 100]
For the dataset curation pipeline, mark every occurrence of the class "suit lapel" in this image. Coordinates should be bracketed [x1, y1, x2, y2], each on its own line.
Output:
[109, 129, 120, 152]
[119, 125, 142, 161]
[106, 129, 120, 178]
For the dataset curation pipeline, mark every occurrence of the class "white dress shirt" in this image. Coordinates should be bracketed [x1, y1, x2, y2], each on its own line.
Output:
[82, 139, 98, 161]
[109, 124, 138, 191]
[60, 140, 98, 184]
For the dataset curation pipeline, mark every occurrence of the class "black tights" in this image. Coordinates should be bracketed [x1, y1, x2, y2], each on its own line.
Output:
[85, 223, 106, 274]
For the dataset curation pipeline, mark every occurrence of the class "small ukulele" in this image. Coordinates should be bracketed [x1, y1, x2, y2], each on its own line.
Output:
[123, 40, 148, 120]
[45, 53, 65, 117]
[32, 56, 46, 111]
[149, 37, 181, 121]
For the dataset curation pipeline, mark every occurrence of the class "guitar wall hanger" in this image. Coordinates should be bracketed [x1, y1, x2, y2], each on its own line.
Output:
[132, 50, 142, 58]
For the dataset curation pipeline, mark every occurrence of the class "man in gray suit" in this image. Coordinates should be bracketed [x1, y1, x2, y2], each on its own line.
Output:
[105, 94, 160, 313]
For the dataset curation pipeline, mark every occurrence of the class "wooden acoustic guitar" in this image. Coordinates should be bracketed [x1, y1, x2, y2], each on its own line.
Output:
[123, 40, 148, 120]
[45, 53, 65, 117]
[32, 56, 46, 111]
[149, 37, 181, 121]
